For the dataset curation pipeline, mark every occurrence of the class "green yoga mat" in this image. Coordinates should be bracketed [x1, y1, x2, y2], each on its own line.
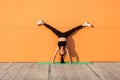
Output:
[38, 62, 92, 64]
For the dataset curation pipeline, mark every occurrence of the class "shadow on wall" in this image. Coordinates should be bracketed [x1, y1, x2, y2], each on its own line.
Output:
[67, 36, 79, 62]
[67, 26, 94, 62]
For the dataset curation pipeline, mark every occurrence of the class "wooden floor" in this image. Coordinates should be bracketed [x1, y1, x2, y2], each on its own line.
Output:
[0, 62, 120, 80]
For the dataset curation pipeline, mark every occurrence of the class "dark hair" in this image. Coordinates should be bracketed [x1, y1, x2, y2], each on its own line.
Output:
[60, 55, 65, 63]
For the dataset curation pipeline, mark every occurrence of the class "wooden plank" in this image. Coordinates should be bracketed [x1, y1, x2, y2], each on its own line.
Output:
[24, 63, 49, 80]
[0, 63, 13, 79]
[114, 62, 120, 66]
[88, 62, 120, 80]
[13, 63, 34, 80]
[0, 63, 13, 70]
[0, 70, 7, 80]
[0, 63, 3, 66]
[49, 64, 100, 80]
[0, 62, 120, 80]
[1, 63, 24, 80]
[99, 63, 120, 79]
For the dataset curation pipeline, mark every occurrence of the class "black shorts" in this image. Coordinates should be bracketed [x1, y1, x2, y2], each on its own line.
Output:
[58, 41, 66, 49]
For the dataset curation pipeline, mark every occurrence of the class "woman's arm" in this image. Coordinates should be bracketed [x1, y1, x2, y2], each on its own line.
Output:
[65, 47, 72, 63]
[52, 47, 59, 63]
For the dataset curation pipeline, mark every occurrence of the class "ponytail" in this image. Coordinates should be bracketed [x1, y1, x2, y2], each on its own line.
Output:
[60, 55, 65, 63]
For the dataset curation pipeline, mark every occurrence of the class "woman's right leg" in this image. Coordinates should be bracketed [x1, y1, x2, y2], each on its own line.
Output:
[44, 23, 62, 37]
[64, 25, 83, 37]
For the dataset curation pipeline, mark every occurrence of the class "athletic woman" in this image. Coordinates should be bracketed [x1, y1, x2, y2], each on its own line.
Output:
[37, 20, 93, 63]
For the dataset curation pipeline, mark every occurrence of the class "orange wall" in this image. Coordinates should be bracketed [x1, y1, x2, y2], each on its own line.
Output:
[0, 0, 120, 62]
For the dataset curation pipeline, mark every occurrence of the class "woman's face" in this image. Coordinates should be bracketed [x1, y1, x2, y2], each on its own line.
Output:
[59, 46, 65, 55]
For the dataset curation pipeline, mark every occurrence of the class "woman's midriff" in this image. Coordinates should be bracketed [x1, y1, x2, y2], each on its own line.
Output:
[58, 37, 67, 41]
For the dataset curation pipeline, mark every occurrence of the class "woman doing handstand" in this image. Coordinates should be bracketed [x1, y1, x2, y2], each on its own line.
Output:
[37, 20, 93, 63]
